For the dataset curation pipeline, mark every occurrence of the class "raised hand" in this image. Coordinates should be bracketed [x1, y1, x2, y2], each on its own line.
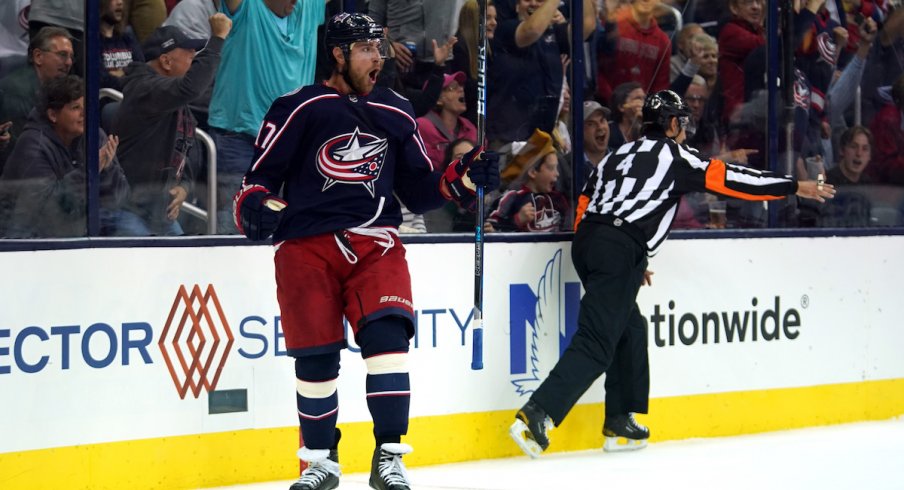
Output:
[432, 36, 457, 66]
[99, 134, 119, 171]
[210, 13, 233, 39]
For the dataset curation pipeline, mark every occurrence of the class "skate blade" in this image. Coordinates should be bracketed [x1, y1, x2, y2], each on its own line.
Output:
[509, 419, 544, 459]
[603, 436, 648, 452]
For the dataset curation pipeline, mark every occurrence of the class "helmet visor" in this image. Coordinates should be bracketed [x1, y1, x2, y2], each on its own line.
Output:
[349, 38, 389, 60]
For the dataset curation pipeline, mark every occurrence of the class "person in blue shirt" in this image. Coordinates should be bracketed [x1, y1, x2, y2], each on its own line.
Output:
[209, 0, 327, 233]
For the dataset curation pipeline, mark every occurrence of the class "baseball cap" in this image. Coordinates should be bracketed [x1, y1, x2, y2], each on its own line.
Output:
[583, 100, 612, 121]
[142, 25, 207, 61]
[424, 71, 467, 91]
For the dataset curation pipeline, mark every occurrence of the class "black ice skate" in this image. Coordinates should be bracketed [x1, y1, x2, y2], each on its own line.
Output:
[509, 400, 555, 458]
[603, 413, 649, 452]
[291, 429, 342, 490]
[369, 443, 413, 490]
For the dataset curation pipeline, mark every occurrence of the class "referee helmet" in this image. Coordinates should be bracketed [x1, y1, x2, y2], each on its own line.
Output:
[642, 90, 692, 134]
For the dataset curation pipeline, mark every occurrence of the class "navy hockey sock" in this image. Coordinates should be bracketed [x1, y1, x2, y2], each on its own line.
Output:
[357, 317, 412, 442]
[295, 353, 340, 449]
[366, 371, 411, 440]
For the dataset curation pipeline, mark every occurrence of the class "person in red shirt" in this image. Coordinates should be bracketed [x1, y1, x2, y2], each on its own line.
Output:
[869, 74, 904, 185]
[717, 0, 765, 125]
[596, 0, 671, 105]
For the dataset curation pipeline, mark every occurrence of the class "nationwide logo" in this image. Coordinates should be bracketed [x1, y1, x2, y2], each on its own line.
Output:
[158, 285, 234, 399]
[509, 249, 580, 396]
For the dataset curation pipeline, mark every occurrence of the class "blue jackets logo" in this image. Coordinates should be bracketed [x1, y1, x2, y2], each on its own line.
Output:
[317, 126, 388, 197]
[509, 249, 580, 396]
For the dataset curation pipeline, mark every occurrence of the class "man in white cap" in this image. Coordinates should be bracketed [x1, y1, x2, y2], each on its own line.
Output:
[582, 100, 611, 177]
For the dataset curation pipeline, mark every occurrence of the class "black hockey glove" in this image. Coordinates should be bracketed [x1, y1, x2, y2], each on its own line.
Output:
[466, 148, 500, 190]
[440, 146, 500, 209]
[235, 188, 287, 241]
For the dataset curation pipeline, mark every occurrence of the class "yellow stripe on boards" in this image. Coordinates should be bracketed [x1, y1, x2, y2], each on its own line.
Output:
[2, 378, 902, 489]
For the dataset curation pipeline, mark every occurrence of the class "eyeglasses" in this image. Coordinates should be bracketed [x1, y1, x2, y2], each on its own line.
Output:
[41, 49, 74, 61]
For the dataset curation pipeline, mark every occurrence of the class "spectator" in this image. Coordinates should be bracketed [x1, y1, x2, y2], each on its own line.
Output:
[607, 81, 644, 151]
[684, 75, 720, 156]
[488, 137, 570, 232]
[0, 75, 130, 238]
[27, 0, 84, 75]
[860, 7, 904, 124]
[693, 33, 719, 96]
[377, 33, 457, 118]
[451, 0, 499, 125]
[122, 0, 168, 43]
[827, 14, 877, 157]
[596, 0, 671, 105]
[208, 0, 326, 234]
[670, 22, 703, 82]
[162, 0, 224, 129]
[416, 71, 478, 170]
[488, 0, 597, 145]
[101, 0, 146, 90]
[820, 125, 874, 227]
[581, 100, 610, 175]
[163, 0, 221, 39]
[717, 0, 764, 125]
[0, 0, 30, 79]
[827, 126, 873, 186]
[430, 137, 479, 232]
[368, 0, 460, 88]
[0, 27, 74, 173]
[116, 20, 230, 236]
[553, 83, 572, 155]
[868, 73, 904, 185]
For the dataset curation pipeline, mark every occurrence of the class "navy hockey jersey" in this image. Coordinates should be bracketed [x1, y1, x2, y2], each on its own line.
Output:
[237, 84, 446, 241]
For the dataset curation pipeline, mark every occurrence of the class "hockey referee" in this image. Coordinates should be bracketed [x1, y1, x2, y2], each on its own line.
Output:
[510, 89, 836, 458]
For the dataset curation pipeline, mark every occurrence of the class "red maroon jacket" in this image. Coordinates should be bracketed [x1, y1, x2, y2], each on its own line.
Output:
[596, 15, 671, 105]
[718, 17, 765, 124]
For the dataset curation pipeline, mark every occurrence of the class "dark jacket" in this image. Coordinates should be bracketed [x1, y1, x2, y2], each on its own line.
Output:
[0, 66, 40, 173]
[116, 36, 223, 209]
[0, 109, 130, 237]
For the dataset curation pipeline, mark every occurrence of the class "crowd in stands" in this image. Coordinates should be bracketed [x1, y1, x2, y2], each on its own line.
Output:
[1, 0, 903, 238]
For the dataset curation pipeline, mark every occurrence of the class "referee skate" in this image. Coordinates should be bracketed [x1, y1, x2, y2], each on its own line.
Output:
[602, 413, 650, 452]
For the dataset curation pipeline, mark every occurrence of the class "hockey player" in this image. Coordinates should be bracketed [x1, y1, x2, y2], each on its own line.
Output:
[509, 90, 835, 458]
[233, 12, 499, 490]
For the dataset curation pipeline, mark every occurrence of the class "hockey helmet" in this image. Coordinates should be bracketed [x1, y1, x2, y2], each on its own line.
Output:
[642, 90, 692, 132]
[325, 13, 387, 58]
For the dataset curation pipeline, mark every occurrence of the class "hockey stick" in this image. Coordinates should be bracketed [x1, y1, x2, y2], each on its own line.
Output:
[471, 0, 489, 371]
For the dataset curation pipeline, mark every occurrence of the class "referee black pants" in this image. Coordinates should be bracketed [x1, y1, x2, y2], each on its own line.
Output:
[531, 220, 650, 426]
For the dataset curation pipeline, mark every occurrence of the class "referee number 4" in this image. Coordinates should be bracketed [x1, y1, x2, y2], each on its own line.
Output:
[615, 154, 635, 176]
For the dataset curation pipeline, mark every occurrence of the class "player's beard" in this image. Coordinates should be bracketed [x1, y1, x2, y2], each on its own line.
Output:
[343, 64, 379, 95]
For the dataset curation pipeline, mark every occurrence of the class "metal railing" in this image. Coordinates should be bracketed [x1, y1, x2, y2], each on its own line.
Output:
[99, 88, 218, 235]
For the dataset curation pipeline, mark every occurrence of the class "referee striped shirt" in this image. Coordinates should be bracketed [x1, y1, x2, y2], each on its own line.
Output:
[575, 136, 798, 254]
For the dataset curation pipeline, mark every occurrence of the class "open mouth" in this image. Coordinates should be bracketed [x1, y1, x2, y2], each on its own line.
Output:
[369, 69, 379, 83]
[458, 96, 465, 103]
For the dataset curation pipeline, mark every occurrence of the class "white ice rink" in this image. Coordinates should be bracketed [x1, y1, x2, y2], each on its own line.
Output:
[215, 417, 904, 490]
